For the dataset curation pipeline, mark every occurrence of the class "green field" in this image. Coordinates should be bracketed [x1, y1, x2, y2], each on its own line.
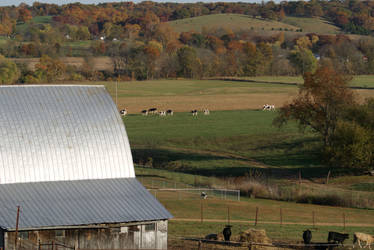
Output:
[125, 110, 320, 177]
[16, 16, 53, 33]
[282, 16, 341, 34]
[168, 14, 298, 33]
[227, 75, 374, 88]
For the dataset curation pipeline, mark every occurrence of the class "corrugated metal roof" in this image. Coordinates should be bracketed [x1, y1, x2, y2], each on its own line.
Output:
[0, 85, 135, 184]
[0, 178, 172, 230]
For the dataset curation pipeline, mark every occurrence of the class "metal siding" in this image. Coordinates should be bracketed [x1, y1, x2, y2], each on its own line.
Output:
[0, 178, 172, 230]
[0, 85, 135, 184]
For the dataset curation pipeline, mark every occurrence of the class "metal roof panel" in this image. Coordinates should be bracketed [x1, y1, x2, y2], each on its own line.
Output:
[0, 178, 172, 230]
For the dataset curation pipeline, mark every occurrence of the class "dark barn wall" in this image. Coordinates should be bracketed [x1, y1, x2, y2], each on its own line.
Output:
[0, 229, 4, 249]
[5, 220, 168, 250]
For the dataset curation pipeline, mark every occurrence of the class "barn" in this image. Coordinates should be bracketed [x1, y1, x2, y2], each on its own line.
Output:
[0, 85, 172, 250]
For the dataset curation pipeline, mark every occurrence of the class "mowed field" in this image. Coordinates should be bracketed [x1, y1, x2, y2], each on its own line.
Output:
[63, 78, 374, 113]
[168, 14, 298, 33]
[282, 16, 341, 34]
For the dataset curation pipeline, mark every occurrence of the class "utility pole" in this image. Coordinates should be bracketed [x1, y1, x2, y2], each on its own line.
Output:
[14, 206, 20, 250]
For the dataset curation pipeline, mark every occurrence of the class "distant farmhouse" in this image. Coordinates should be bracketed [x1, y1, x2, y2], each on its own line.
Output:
[0, 85, 172, 249]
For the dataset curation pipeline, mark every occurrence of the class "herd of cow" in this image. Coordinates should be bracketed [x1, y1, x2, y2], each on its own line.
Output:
[303, 230, 374, 248]
[119, 108, 210, 117]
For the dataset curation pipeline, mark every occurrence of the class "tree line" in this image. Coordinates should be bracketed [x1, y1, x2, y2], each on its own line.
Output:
[1, 1, 374, 82]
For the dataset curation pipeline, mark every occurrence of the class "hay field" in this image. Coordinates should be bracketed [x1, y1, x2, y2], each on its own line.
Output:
[101, 79, 298, 113]
[11, 56, 113, 71]
[168, 14, 298, 33]
[84, 79, 374, 112]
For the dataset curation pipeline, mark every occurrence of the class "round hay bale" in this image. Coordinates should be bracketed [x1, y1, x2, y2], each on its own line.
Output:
[239, 228, 272, 244]
[217, 232, 224, 241]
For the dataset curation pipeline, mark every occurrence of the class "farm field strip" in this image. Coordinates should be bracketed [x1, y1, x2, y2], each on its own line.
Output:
[168, 14, 298, 33]
[54, 79, 374, 112]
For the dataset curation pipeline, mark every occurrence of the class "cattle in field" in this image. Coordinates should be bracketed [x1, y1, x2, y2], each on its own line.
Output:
[263, 104, 275, 111]
[353, 232, 374, 249]
[120, 109, 127, 116]
[205, 234, 218, 240]
[328, 231, 349, 245]
[223, 226, 232, 241]
[203, 109, 210, 115]
[191, 110, 198, 116]
[201, 192, 207, 199]
[303, 229, 312, 244]
[141, 110, 148, 116]
[166, 109, 173, 116]
[159, 110, 166, 116]
[148, 108, 157, 114]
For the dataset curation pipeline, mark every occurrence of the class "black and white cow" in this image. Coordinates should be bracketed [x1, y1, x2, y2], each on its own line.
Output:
[120, 109, 127, 116]
[191, 110, 198, 116]
[141, 110, 148, 116]
[166, 109, 174, 116]
[148, 108, 157, 114]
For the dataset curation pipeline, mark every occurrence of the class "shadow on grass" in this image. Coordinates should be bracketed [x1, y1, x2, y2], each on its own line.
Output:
[132, 147, 327, 179]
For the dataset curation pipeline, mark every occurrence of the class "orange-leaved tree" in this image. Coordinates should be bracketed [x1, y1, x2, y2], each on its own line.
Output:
[273, 66, 355, 147]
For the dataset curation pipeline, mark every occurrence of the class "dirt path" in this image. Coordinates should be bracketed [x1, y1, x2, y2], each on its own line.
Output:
[171, 218, 374, 227]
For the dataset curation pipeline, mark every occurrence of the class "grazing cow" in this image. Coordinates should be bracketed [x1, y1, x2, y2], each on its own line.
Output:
[141, 110, 148, 116]
[205, 234, 218, 240]
[201, 192, 207, 199]
[223, 225, 232, 242]
[263, 104, 275, 111]
[166, 109, 173, 116]
[148, 108, 157, 114]
[303, 229, 312, 245]
[159, 110, 166, 116]
[203, 109, 210, 115]
[120, 109, 127, 116]
[353, 232, 374, 249]
[191, 110, 198, 116]
[328, 231, 349, 245]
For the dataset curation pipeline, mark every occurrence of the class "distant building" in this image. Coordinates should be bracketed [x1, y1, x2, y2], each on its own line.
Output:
[0, 85, 172, 250]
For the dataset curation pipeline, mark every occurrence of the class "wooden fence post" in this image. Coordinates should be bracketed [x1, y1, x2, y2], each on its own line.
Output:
[200, 199, 203, 223]
[312, 211, 315, 228]
[343, 213, 346, 230]
[255, 207, 259, 226]
[280, 208, 283, 226]
[326, 170, 331, 184]
[227, 206, 230, 225]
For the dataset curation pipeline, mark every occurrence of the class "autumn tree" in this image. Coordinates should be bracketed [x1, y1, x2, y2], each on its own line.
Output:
[0, 55, 20, 84]
[274, 66, 355, 147]
[35, 55, 66, 82]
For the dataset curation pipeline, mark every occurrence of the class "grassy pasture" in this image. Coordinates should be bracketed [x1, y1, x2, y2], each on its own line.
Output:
[16, 16, 53, 33]
[282, 16, 341, 34]
[125, 110, 320, 177]
[168, 14, 298, 33]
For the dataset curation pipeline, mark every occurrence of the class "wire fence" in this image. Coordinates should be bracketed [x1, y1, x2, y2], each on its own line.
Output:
[181, 237, 357, 250]
[137, 176, 240, 201]
[149, 188, 241, 201]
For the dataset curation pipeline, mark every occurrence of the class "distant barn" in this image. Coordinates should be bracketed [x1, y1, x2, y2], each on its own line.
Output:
[0, 85, 172, 250]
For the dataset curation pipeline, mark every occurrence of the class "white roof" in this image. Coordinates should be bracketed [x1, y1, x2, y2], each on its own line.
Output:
[0, 85, 135, 184]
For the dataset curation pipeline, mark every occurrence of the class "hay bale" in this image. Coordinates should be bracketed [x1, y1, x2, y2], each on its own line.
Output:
[239, 228, 272, 244]
[217, 232, 224, 241]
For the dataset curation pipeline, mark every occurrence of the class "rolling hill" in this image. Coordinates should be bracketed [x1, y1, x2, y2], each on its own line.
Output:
[168, 14, 299, 33]
[168, 14, 342, 35]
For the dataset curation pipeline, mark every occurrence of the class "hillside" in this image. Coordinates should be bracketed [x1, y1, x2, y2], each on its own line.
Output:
[168, 14, 299, 33]
[282, 16, 341, 34]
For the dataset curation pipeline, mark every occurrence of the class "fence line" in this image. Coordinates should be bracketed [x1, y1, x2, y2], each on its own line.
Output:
[148, 188, 241, 201]
[183, 237, 354, 249]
